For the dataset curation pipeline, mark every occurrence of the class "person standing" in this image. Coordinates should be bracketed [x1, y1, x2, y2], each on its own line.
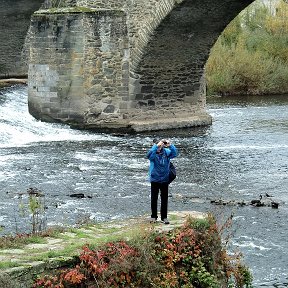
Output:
[147, 139, 178, 224]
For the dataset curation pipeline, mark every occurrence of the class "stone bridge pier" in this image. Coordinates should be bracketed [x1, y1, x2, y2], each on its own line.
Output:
[27, 0, 253, 132]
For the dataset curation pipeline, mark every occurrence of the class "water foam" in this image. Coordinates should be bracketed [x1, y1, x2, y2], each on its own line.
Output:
[0, 86, 116, 148]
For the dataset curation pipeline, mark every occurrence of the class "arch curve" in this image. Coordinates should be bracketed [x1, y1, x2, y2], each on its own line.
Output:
[127, 0, 255, 125]
[129, 0, 179, 72]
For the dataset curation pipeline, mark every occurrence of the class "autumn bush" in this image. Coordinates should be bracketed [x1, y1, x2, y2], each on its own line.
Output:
[33, 215, 252, 288]
[206, 0, 288, 96]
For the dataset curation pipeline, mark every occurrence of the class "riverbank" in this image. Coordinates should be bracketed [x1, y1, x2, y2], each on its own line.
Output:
[0, 211, 204, 287]
[0, 211, 252, 288]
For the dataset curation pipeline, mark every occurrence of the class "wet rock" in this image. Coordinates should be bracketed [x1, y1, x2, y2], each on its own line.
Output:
[250, 194, 279, 209]
[27, 187, 43, 197]
[210, 199, 242, 206]
[210, 194, 280, 209]
[271, 202, 279, 209]
[237, 201, 246, 207]
[111, 133, 128, 137]
[69, 193, 85, 198]
[250, 200, 265, 207]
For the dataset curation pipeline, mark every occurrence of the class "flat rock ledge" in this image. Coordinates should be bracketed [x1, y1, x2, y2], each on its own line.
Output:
[0, 78, 27, 86]
[75, 114, 212, 133]
[0, 210, 206, 288]
[130, 114, 212, 132]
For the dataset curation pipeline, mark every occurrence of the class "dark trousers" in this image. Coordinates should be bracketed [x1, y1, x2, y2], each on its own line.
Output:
[151, 182, 169, 220]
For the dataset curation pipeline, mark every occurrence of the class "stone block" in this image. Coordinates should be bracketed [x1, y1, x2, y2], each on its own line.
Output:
[67, 113, 84, 122]
[41, 107, 51, 114]
[37, 86, 50, 93]
[141, 85, 152, 93]
[102, 97, 112, 104]
[119, 102, 128, 109]
[50, 97, 60, 103]
[88, 108, 102, 117]
[103, 104, 115, 113]
[118, 86, 129, 92]
[135, 94, 143, 100]
[148, 100, 155, 106]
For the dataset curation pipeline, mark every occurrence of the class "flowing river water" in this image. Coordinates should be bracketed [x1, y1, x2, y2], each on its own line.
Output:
[0, 85, 288, 287]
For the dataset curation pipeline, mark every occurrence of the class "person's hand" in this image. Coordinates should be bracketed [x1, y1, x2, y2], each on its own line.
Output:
[157, 140, 164, 147]
[161, 139, 170, 147]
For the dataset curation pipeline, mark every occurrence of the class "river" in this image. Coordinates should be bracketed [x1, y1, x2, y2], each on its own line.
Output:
[0, 85, 288, 287]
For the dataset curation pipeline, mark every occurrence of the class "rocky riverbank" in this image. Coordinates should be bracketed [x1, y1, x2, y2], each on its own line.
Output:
[0, 211, 206, 288]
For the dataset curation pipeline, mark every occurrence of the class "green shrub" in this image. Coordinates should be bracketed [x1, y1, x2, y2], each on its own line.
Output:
[206, 0, 288, 96]
[33, 215, 253, 288]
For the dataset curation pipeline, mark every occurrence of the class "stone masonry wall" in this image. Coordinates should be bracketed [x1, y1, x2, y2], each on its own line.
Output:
[76, 0, 178, 69]
[64, 0, 253, 126]
[28, 11, 128, 125]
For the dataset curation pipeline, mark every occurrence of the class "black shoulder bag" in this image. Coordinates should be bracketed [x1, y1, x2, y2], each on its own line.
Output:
[168, 162, 176, 184]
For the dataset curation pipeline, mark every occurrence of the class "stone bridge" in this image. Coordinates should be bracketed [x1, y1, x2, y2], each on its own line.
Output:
[1, 0, 254, 132]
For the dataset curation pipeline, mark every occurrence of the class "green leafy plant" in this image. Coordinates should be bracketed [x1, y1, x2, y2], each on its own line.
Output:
[33, 215, 253, 288]
[18, 187, 46, 235]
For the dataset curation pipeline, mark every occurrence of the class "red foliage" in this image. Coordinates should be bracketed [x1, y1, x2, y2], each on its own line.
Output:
[33, 217, 251, 288]
[33, 241, 140, 288]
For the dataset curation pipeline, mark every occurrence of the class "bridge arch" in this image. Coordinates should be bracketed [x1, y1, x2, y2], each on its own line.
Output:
[127, 0, 254, 124]
[25, 0, 256, 132]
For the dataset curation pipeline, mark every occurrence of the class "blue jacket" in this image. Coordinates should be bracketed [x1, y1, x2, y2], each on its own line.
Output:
[147, 144, 178, 183]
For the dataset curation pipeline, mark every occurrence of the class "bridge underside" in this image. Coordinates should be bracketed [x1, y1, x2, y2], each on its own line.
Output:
[26, 0, 254, 132]
[127, 0, 254, 131]
[0, 0, 42, 77]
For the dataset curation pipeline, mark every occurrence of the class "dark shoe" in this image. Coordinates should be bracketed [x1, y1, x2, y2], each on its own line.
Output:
[150, 217, 157, 223]
[161, 218, 170, 224]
